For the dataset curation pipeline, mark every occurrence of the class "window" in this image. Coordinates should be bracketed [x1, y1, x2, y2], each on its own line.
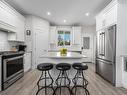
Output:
[58, 31, 71, 46]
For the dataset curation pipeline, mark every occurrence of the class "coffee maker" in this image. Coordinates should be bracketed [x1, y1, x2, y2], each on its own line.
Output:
[16, 45, 26, 52]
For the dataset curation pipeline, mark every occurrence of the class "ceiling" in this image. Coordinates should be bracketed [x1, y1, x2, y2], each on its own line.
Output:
[5, 0, 112, 26]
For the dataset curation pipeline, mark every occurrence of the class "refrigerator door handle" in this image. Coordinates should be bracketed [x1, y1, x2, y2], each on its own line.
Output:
[99, 32, 105, 56]
[99, 33, 102, 56]
[97, 59, 112, 65]
[102, 32, 105, 56]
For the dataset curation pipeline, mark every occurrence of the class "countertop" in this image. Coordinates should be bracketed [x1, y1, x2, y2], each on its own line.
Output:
[0, 51, 25, 56]
[40, 52, 87, 59]
[120, 55, 127, 57]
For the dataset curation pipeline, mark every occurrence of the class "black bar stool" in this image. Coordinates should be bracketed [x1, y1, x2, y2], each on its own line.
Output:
[36, 63, 54, 95]
[71, 62, 89, 95]
[54, 63, 71, 95]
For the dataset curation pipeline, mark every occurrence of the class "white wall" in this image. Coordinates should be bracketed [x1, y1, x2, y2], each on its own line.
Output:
[25, 15, 50, 68]
[116, 0, 127, 87]
[25, 15, 33, 52]
[0, 31, 10, 51]
[121, 56, 127, 89]
[81, 25, 96, 63]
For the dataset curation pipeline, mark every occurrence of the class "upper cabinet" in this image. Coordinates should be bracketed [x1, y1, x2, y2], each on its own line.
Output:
[49, 26, 82, 46]
[0, 1, 25, 42]
[49, 26, 56, 44]
[72, 27, 82, 45]
[96, 0, 117, 31]
[16, 15, 25, 42]
[0, 1, 17, 32]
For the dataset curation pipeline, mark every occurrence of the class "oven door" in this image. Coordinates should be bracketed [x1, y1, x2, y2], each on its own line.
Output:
[3, 56, 24, 82]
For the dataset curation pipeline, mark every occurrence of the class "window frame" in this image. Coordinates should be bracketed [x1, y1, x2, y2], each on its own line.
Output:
[57, 29, 72, 47]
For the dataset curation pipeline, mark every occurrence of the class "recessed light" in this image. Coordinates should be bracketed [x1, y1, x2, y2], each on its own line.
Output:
[63, 20, 67, 23]
[85, 12, 90, 16]
[47, 12, 51, 16]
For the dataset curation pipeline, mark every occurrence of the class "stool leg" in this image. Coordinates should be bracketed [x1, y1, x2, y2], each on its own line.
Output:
[64, 71, 71, 86]
[64, 71, 71, 95]
[36, 70, 55, 95]
[45, 71, 47, 95]
[72, 70, 79, 95]
[36, 71, 43, 95]
[81, 71, 88, 88]
[54, 70, 71, 95]
[48, 71, 54, 86]
[81, 71, 89, 95]
[55, 71, 61, 86]
[71, 70, 90, 95]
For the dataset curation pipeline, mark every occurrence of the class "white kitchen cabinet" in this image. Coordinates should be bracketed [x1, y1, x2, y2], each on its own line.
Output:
[0, 56, 2, 91]
[96, 0, 117, 31]
[49, 26, 56, 44]
[24, 52, 32, 72]
[96, 14, 103, 31]
[16, 15, 25, 42]
[8, 32, 17, 41]
[0, 1, 25, 42]
[0, 1, 17, 32]
[72, 27, 81, 45]
[104, 4, 117, 27]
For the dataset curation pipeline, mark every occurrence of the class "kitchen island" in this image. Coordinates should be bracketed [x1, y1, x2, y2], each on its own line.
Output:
[39, 51, 87, 65]
[40, 52, 86, 59]
[39, 52, 87, 85]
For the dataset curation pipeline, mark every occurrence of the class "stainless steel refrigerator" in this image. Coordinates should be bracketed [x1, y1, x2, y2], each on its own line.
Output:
[96, 25, 116, 85]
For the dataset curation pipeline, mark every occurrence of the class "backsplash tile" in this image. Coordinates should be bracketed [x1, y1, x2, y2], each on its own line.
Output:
[0, 30, 24, 51]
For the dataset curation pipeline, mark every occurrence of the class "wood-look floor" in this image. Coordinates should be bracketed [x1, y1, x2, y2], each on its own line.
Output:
[0, 63, 127, 95]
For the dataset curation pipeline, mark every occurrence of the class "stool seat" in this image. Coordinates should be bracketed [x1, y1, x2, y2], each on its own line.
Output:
[37, 63, 53, 71]
[56, 63, 71, 71]
[72, 62, 88, 70]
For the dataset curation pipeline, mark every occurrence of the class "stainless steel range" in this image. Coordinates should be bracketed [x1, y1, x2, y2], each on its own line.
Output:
[1, 51, 24, 90]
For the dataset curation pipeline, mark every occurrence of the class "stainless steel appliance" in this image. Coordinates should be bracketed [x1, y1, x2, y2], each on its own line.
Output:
[96, 25, 116, 85]
[1, 52, 24, 90]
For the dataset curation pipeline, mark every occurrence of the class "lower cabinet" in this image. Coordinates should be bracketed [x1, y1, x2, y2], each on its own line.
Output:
[0, 56, 1, 91]
[24, 52, 32, 72]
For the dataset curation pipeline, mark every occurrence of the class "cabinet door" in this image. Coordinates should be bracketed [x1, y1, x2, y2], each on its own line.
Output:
[96, 14, 103, 31]
[105, 4, 117, 26]
[50, 27, 56, 44]
[0, 1, 17, 31]
[24, 53, 32, 72]
[0, 56, 1, 91]
[16, 16, 25, 42]
[72, 27, 81, 45]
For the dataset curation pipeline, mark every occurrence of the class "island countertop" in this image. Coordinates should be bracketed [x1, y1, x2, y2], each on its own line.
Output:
[40, 52, 87, 59]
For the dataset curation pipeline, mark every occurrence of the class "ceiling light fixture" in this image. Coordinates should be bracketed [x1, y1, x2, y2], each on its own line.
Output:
[47, 12, 51, 16]
[85, 12, 90, 16]
[63, 19, 67, 23]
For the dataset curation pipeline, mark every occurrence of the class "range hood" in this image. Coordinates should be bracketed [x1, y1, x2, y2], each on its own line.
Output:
[0, 21, 16, 32]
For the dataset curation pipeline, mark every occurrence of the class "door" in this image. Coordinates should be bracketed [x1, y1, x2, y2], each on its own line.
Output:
[104, 25, 116, 62]
[97, 25, 116, 62]
[96, 30, 105, 59]
[35, 28, 49, 65]
[96, 59, 114, 83]
[82, 36, 92, 62]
